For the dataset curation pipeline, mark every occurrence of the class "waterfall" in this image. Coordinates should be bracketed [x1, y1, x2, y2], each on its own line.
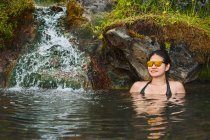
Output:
[10, 6, 90, 89]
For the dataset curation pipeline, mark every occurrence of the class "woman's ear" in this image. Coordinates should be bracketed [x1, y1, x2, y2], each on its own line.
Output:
[165, 64, 170, 71]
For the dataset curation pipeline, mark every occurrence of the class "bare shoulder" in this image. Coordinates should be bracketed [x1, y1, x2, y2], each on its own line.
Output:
[169, 81, 186, 94]
[129, 81, 148, 93]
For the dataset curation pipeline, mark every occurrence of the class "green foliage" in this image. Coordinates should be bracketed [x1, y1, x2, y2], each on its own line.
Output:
[199, 64, 210, 80]
[34, 0, 65, 6]
[39, 76, 58, 89]
[164, 41, 171, 51]
[0, 4, 13, 40]
[91, 0, 210, 38]
[66, 0, 84, 24]
[0, 0, 34, 49]
[91, 13, 111, 38]
[22, 73, 41, 87]
[113, 0, 210, 19]
[59, 79, 81, 89]
[0, 12, 13, 39]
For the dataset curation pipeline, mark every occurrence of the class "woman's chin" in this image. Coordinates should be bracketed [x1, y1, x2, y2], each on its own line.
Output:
[149, 73, 163, 78]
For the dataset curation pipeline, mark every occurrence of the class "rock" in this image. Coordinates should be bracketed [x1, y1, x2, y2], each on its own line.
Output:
[66, 1, 208, 89]
[66, 0, 87, 26]
[105, 27, 161, 81]
[169, 43, 200, 83]
[104, 26, 200, 84]
[0, 53, 18, 88]
[78, 0, 113, 13]
[50, 5, 63, 13]
[75, 0, 114, 22]
[0, 68, 6, 87]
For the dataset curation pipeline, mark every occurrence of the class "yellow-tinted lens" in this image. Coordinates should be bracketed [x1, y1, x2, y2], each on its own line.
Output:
[147, 61, 163, 67]
[154, 61, 163, 67]
[147, 61, 154, 67]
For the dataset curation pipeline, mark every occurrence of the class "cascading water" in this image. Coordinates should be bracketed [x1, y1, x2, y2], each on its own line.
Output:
[9, 6, 90, 89]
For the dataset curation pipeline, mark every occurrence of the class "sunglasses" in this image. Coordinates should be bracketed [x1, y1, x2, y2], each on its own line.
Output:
[147, 61, 164, 67]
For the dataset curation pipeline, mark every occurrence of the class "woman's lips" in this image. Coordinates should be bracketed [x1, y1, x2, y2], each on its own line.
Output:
[150, 70, 158, 73]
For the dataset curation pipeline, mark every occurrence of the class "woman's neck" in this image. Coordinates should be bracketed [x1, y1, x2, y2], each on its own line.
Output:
[151, 76, 167, 86]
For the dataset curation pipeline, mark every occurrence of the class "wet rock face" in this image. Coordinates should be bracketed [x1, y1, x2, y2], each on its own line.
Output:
[78, 0, 114, 13]
[103, 26, 200, 84]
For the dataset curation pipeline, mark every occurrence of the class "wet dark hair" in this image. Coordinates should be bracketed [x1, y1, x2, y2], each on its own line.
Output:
[148, 49, 171, 65]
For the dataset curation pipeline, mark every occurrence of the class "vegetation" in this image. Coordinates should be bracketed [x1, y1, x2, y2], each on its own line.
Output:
[66, 0, 87, 26]
[92, 0, 210, 37]
[199, 64, 210, 81]
[88, 0, 210, 81]
[34, 0, 65, 6]
[89, 0, 210, 65]
[0, 0, 34, 49]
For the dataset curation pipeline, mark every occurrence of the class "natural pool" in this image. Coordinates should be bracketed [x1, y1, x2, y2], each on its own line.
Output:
[0, 83, 210, 140]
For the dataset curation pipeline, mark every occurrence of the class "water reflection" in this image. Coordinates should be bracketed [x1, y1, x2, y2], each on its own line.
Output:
[0, 89, 92, 139]
[1, 87, 210, 139]
[130, 92, 186, 139]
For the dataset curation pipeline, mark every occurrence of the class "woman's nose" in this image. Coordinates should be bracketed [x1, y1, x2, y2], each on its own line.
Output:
[151, 64, 157, 68]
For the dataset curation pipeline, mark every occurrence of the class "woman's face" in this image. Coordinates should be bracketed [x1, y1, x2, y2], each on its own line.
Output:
[147, 54, 170, 78]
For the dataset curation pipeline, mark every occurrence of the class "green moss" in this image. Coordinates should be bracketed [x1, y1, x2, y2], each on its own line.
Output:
[39, 76, 58, 89]
[65, 80, 81, 89]
[66, 0, 87, 26]
[90, 9, 210, 63]
[34, 0, 65, 6]
[0, 0, 35, 49]
[198, 65, 210, 80]
[9, 71, 82, 89]
[58, 79, 81, 89]
[8, 69, 17, 87]
[164, 41, 171, 51]
[21, 73, 41, 87]
[90, 0, 210, 38]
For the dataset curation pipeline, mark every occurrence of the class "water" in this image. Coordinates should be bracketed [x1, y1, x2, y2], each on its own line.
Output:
[0, 83, 210, 140]
[3, 3, 210, 140]
[10, 7, 89, 89]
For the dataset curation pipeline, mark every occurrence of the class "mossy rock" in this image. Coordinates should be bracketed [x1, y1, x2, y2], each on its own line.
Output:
[58, 79, 81, 89]
[66, 0, 87, 26]
[8, 68, 17, 87]
[38, 76, 82, 89]
[21, 73, 41, 87]
[38, 76, 58, 89]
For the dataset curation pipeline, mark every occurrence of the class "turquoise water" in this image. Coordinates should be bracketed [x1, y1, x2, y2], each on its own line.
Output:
[0, 83, 210, 140]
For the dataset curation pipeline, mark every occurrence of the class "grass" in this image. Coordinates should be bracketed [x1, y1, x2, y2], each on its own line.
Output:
[91, 0, 210, 37]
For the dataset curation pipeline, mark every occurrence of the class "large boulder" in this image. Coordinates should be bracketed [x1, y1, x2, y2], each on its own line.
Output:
[169, 43, 200, 83]
[104, 26, 200, 84]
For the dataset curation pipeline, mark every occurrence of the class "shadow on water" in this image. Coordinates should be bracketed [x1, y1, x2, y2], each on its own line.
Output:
[0, 82, 210, 140]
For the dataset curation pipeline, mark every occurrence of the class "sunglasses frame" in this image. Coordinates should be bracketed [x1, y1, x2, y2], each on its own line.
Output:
[147, 61, 164, 67]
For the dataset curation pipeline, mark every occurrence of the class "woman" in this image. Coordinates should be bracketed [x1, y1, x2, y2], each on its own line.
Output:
[129, 49, 186, 98]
